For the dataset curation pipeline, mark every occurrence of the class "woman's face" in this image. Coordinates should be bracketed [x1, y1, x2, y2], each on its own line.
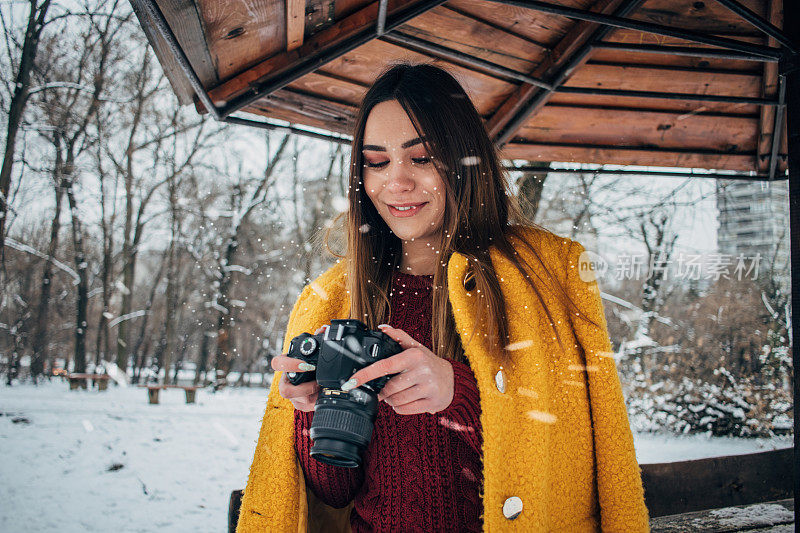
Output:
[361, 100, 446, 243]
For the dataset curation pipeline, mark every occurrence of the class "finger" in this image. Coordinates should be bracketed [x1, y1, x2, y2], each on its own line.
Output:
[382, 384, 425, 408]
[290, 390, 319, 411]
[278, 376, 318, 400]
[271, 355, 316, 372]
[377, 324, 423, 350]
[392, 398, 434, 415]
[377, 370, 420, 400]
[278, 375, 319, 400]
[341, 350, 414, 391]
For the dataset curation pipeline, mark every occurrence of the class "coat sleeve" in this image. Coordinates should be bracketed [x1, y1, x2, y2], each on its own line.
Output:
[237, 260, 351, 533]
[565, 239, 651, 533]
[236, 283, 313, 533]
[439, 359, 482, 455]
[295, 409, 365, 508]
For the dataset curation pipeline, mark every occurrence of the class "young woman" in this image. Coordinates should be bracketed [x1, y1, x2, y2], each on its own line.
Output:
[236, 63, 650, 532]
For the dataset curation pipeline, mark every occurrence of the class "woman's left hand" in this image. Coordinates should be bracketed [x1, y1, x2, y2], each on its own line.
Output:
[341, 324, 454, 415]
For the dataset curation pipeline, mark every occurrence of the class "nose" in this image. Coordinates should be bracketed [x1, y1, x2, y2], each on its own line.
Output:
[384, 158, 415, 194]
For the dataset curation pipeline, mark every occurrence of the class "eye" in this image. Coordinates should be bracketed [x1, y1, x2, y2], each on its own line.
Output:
[364, 160, 389, 169]
[412, 157, 431, 165]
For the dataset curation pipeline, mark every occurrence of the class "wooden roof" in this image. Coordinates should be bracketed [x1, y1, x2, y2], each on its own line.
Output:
[132, 0, 792, 177]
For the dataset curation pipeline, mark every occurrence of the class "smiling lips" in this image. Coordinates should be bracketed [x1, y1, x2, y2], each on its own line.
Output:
[387, 202, 427, 217]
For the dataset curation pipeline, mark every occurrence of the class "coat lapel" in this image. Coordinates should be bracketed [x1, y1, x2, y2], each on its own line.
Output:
[446, 242, 554, 530]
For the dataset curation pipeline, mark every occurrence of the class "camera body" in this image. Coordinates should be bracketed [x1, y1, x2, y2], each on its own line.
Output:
[286, 319, 403, 467]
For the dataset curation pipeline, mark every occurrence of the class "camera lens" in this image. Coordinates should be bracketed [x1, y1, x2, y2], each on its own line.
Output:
[309, 390, 379, 468]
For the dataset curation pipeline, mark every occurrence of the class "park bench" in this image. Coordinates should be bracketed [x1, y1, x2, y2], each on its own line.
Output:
[67, 373, 111, 391]
[139, 384, 200, 404]
[227, 448, 794, 532]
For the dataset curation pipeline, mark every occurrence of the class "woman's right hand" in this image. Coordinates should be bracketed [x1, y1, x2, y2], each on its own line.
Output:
[271, 326, 324, 412]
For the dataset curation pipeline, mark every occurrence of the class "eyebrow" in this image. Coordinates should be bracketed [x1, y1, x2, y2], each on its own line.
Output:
[362, 137, 425, 152]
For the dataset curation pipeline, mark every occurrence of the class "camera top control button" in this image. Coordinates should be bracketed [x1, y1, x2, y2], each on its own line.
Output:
[502, 496, 523, 520]
[495, 369, 506, 393]
[299, 337, 317, 356]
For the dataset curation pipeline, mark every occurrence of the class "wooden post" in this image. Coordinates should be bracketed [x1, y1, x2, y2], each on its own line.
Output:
[147, 386, 160, 404]
[98, 378, 108, 391]
[782, 0, 799, 524]
[184, 388, 196, 404]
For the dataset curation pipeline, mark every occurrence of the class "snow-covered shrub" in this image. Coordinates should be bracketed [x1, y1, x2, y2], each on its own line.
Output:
[623, 366, 792, 437]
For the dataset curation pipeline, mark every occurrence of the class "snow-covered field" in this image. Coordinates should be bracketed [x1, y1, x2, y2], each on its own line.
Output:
[1, 381, 267, 533]
[0, 380, 792, 532]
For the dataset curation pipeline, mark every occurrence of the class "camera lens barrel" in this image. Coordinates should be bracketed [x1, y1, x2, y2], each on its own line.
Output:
[309, 396, 377, 468]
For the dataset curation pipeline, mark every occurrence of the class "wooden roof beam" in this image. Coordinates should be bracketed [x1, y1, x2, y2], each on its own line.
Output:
[755, 0, 783, 176]
[714, 0, 797, 54]
[379, 31, 552, 89]
[491, 0, 783, 60]
[486, 0, 641, 145]
[286, 0, 306, 52]
[440, 4, 550, 51]
[205, 0, 447, 117]
[592, 42, 779, 63]
[501, 140, 760, 170]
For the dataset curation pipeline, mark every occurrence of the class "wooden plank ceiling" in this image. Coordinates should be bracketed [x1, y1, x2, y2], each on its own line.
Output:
[150, 0, 788, 173]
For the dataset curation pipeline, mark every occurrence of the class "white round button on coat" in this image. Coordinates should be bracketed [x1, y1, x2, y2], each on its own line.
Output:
[503, 496, 523, 519]
[495, 369, 506, 393]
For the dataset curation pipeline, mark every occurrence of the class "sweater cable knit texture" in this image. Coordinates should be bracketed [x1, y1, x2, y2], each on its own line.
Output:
[294, 271, 483, 532]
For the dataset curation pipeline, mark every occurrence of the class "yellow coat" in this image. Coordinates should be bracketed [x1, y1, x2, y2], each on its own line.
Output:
[236, 226, 650, 532]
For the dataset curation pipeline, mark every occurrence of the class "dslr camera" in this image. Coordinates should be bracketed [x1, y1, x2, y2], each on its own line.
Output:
[286, 319, 402, 467]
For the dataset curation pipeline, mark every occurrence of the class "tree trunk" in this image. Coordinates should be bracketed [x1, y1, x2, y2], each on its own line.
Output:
[0, 0, 52, 262]
[516, 163, 549, 223]
[30, 176, 66, 380]
[129, 249, 166, 383]
[66, 180, 88, 374]
[212, 246, 236, 389]
[116, 184, 134, 372]
[194, 330, 213, 386]
[96, 189, 115, 368]
[172, 333, 189, 385]
[162, 180, 180, 384]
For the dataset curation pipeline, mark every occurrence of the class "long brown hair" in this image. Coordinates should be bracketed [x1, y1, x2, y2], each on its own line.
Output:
[325, 61, 596, 362]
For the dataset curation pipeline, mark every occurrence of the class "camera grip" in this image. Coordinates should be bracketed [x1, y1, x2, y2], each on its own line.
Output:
[363, 372, 399, 393]
[286, 365, 316, 386]
[286, 332, 321, 385]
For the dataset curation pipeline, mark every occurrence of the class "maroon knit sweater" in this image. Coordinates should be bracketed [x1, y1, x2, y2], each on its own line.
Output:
[294, 270, 483, 532]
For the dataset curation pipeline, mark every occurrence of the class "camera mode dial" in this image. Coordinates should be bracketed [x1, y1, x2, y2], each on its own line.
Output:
[299, 337, 318, 356]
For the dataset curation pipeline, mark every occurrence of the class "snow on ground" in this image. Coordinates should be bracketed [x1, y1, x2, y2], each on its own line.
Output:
[0, 380, 793, 532]
[633, 432, 791, 464]
[1, 380, 267, 533]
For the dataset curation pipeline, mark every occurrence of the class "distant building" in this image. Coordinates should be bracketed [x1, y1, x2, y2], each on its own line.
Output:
[716, 179, 790, 294]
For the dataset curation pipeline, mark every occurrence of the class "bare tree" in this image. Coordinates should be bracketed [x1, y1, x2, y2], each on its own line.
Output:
[210, 133, 290, 389]
[28, 0, 129, 376]
[638, 209, 679, 341]
[294, 142, 341, 283]
[515, 162, 549, 223]
[129, 248, 167, 384]
[92, 107, 119, 368]
[100, 44, 213, 375]
[0, 0, 53, 267]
